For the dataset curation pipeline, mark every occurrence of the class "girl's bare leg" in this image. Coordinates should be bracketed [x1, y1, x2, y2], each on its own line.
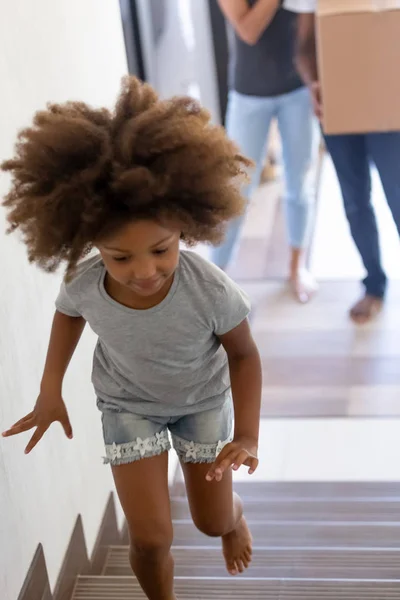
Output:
[112, 452, 176, 600]
[181, 462, 252, 576]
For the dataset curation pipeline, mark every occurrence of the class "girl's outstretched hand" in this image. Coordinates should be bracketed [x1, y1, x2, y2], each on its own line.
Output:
[2, 393, 73, 454]
[206, 436, 258, 482]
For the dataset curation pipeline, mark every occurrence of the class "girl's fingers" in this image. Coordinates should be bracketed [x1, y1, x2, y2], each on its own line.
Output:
[215, 444, 233, 462]
[206, 451, 237, 481]
[25, 427, 47, 454]
[3, 417, 36, 437]
[232, 450, 250, 471]
[218, 453, 237, 470]
[248, 457, 259, 475]
[206, 447, 232, 476]
[206, 445, 259, 481]
[2, 412, 35, 435]
[13, 412, 35, 427]
[59, 414, 73, 439]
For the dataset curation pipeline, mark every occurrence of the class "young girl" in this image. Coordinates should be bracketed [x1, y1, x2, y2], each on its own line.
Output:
[1, 77, 262, 600]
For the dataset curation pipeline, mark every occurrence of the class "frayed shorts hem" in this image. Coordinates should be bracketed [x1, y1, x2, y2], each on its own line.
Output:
[104, 446, 169, 466]
[103, 431, 232, 467]
[173, 433, 231, 464]
[103, 429, 171, 465]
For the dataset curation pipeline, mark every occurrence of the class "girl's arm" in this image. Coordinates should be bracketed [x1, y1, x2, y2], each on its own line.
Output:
[206, 319, 262, 481]
[2, 311, 86, 453]
[40, 310, 86, 393]
[218, 0, 281, 46]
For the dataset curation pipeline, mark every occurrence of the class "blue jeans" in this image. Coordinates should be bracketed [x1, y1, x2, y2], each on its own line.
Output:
[324, 132, 400, 299]
[212, 87, 317, 269]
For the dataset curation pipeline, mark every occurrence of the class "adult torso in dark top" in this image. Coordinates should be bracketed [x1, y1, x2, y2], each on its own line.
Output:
[229, 0, 303, 97]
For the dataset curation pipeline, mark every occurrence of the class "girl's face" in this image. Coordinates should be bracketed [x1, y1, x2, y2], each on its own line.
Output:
[97, 219, 181, 298]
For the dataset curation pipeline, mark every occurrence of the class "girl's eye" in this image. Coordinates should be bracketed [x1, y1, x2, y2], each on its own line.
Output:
[113, 256, 130, 262]
[153, 248, 168, 256]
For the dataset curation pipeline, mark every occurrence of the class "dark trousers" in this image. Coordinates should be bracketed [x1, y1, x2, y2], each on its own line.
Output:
[324, 132, 400, 299]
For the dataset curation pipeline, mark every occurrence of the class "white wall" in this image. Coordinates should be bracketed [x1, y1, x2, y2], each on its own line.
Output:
[0, 2, 128, 598]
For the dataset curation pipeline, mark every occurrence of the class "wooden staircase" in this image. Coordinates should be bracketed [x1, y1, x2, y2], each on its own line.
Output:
[71, 481, 400, 599]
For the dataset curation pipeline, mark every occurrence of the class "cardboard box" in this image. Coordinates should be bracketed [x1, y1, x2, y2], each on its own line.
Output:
[316, 0, 400, 135]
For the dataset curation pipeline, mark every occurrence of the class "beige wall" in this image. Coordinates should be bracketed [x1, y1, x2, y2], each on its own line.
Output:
[0, 1, 128, 598]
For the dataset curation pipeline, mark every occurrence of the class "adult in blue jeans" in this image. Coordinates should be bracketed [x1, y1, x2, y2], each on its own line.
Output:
[285, 0, 400, 323]
[213, 0, 318, 303]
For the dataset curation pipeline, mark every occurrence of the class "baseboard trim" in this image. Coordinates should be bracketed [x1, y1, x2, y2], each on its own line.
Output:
[18, 493, 121, 600]
[19, 467, 181, 600]
[53, 516, 90, 600]
[18, 544, 52, 600]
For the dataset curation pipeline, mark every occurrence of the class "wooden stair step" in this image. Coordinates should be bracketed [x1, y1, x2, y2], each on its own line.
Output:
[103, 546, 400, 579]
[170, 497, 400, 522]
[171, 520, 400, 547]
[173, 481, 400, 500]
[72, 576, 400, 599]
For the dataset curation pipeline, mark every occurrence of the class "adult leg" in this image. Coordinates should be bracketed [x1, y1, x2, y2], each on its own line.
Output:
[366, 131, 400, 236]
[102, 409, 174, 600]
[324, 133, 386, 322]
[277, 86, 318, 303]
[261, 119, 280, 183]
[261, 148, 278, 183]
[211, 90, 275, 270]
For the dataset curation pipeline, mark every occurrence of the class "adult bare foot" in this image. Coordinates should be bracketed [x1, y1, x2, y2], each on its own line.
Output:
[290, 268, 318, 304]
[260, 160, 278, 184]
[350, 294, 383, 325]
[222, 517, 253, 576]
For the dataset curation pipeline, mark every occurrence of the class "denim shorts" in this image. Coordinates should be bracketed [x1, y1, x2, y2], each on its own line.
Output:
[100, 397, 233, 467]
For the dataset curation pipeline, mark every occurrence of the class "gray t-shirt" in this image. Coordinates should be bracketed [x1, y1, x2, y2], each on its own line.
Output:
[56, 251, 250, 417]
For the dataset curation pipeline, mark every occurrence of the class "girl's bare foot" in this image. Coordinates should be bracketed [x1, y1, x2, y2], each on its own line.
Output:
[290, 268, 318, 304]
[350, 294, 383, 325]
[222, 517, 253, 576]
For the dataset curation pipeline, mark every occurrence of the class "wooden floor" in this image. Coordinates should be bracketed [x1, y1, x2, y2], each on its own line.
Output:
[242, 279, 400, 418]
[228, 178, 289, 281]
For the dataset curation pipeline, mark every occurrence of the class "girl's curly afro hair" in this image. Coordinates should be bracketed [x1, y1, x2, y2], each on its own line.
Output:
[2, 76, 251, 278]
